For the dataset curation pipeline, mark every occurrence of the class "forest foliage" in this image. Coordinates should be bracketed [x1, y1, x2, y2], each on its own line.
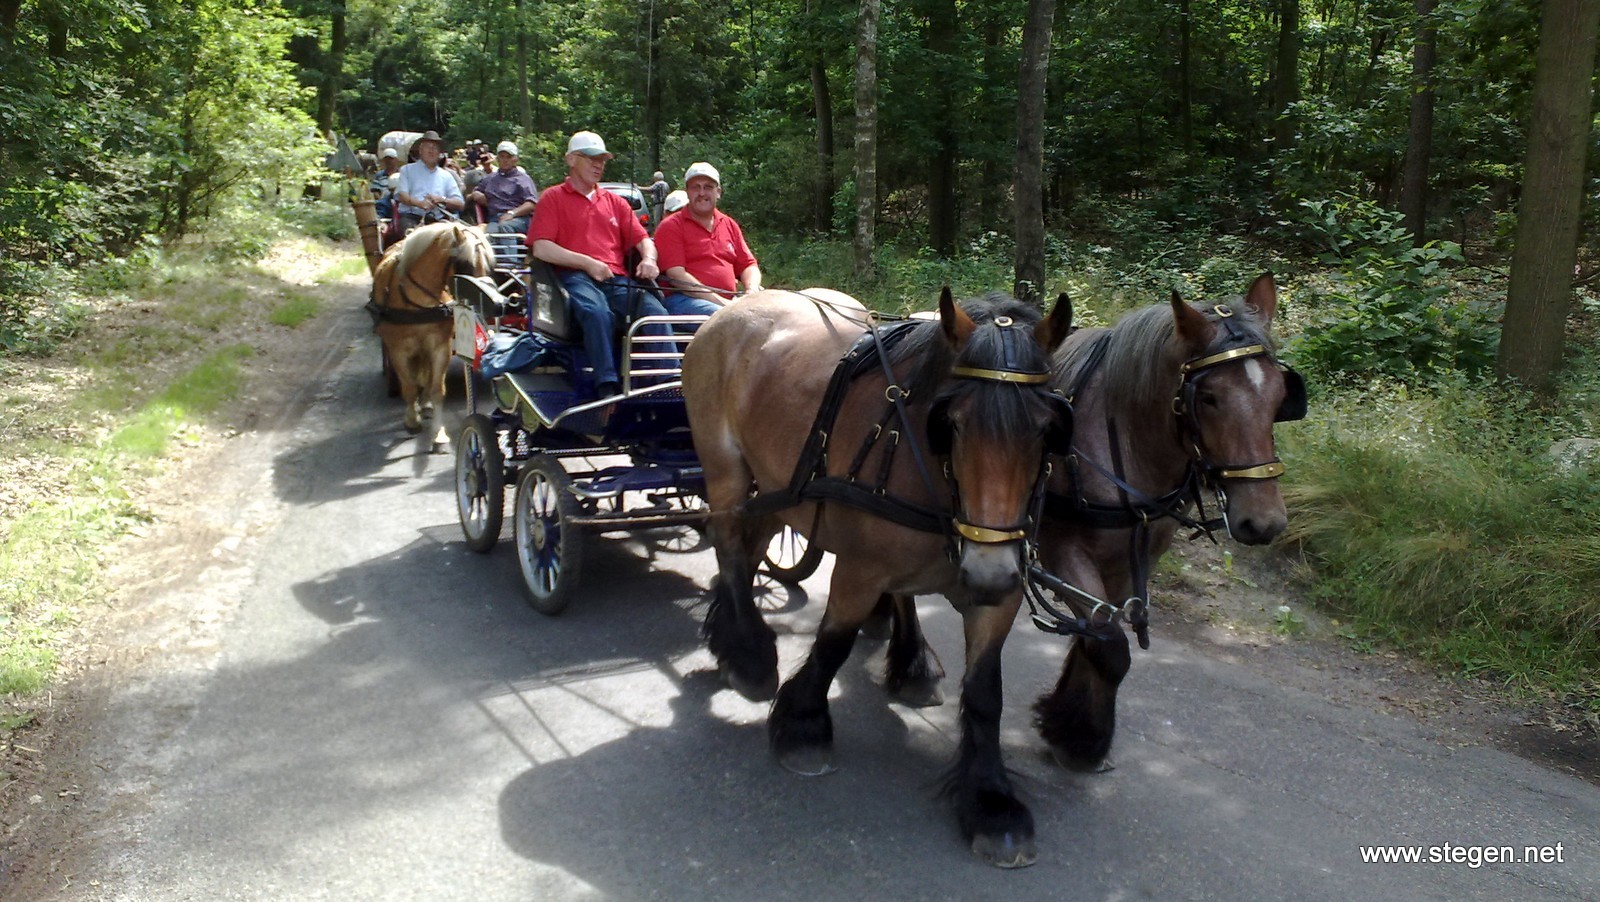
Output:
[4, 0, 1599, 699]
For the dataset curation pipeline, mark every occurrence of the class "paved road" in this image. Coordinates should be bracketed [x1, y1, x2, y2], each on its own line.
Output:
[42, 308, 1600, 900]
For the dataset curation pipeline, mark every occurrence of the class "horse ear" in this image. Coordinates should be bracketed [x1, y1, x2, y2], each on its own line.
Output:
[939, 287, 976, 348]
[1245, 272, 1278, 326]
[1035, 292, 1073, 351]
[1170, 289, 1215, 349]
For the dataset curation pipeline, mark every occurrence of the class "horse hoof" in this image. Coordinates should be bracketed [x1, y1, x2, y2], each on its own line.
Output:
[971, 831, 1038, 869]
[1050, 746, 1115, 773]
[775, 745, 836, 777]
[719, 661, 778, 702]
[889, 678, 944, 708]
[431, 439, 450, 455]
[421, 404, 436, 418]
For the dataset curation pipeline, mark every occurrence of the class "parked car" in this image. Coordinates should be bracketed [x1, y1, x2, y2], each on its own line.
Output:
[601, 182, 653, 233]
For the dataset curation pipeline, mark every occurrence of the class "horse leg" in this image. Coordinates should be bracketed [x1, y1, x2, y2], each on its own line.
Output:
[426, 325, 452, 453]
[769, 574, 879, 776]
[882, 594, 945, 708]
[387, 333, 423, 434]
[703, 502, 780, 701]
[945, 597, 1036, 868]
[1033, 623, 1130, 772]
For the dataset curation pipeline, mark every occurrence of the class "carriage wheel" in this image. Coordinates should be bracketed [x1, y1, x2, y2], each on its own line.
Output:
[455, 414, 505, 553]
[514, 454, 585, 615]
[761, 525, 822, 585]
[381, 345, 400, 397]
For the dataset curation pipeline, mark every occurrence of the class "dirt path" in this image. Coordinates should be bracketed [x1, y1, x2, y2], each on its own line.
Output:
[1, 239, 1595, 893]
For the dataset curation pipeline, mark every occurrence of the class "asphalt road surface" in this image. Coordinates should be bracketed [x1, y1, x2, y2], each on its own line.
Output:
[36, 307, 1600, 900]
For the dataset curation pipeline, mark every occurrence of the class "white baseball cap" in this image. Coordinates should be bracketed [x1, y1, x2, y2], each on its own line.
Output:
[566, 131, 613, 159]
[381, 147, 399, 159]
[683, 161, 720, 186]
[496, 140, 519, 156]
[664, 190, 689, 213]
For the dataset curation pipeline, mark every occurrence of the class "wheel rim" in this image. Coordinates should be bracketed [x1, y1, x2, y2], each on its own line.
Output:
[457, 427, 490, 538]
[520, 470, 562, 598]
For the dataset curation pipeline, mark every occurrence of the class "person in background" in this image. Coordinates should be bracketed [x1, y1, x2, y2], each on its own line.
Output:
[652, 161, 761, 317]
[461, 153, 493, 224]
[394, 130, 465, 235]
[663, 190, 688, 216]
[526, 131, 670, 400]
[647, 170, 669, 230]
[371, 147, 403, 219]
[472, 141, 540, 235]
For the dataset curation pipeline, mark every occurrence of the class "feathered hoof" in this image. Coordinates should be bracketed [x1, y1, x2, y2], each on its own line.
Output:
[971, 831, 1038, 869]
[775, 744, 836, 777]
[888, 677, 944, 708]
[719, 660, 778, 702]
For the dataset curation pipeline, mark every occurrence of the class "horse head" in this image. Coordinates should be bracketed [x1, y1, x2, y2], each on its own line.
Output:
[393, 222, 495, 302]
[1169, 273, 1301, 544]
[927, 288, 1073, 598]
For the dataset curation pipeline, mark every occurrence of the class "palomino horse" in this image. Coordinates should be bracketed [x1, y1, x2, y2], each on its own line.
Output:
[370, 221, 494, 450]
[881, 274, 1304, 775]
[683, 288, 1073, 868]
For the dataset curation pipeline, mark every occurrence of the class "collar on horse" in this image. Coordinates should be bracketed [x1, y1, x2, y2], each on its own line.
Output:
[743, 314, 1057, 560]
[365, 263, 457, 327]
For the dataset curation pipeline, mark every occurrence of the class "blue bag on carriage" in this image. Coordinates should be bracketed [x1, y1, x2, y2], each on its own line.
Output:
[479, 330, 570, 379]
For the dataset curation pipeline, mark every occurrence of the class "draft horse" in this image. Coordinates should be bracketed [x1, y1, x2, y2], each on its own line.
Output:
[369, 221, 494, 451]
[683, 288, 1073, 868]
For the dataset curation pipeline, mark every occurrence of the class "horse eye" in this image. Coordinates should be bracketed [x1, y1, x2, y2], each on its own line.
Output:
[1198, 393, 1220, 408]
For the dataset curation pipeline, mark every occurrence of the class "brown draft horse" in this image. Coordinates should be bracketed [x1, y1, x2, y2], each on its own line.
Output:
[370, 221, 494, 450]
[881, 274, 1303, 777]
[683, 288, 1073, 868]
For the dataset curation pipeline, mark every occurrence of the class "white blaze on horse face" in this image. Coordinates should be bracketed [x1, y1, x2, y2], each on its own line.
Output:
[1244, 358, 1268, 392]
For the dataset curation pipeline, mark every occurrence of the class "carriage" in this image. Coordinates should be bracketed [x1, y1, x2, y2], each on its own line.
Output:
[447, 233, 818, 613]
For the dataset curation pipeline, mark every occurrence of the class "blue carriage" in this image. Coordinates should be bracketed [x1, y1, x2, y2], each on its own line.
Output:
[449, 233, 818, 613]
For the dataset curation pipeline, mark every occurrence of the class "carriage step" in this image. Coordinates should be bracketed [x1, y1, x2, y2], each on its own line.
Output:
[569, 509, 709, 530]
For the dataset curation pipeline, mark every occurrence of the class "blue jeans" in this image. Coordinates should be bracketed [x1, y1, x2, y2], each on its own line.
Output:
[486, 216, 530, 235]
[661, 292, 721, 318]
[557, 271, 671, 388]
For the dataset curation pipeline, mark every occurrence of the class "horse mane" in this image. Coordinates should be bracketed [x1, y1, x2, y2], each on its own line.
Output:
[395, 223, 494, 290]
[1059, 298, 1276, 413]
[889, 292, 1055, 440]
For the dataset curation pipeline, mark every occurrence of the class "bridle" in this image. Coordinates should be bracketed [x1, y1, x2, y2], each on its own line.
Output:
[1172, 304, 1306, 491]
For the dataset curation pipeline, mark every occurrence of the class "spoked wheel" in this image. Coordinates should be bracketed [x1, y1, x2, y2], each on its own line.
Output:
[514, 454, 585, 615]
[455, 414, 504, 552]
[761, 525, 822, 585]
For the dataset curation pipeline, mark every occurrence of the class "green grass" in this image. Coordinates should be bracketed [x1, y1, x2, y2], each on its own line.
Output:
[1282, 379, 1600, 709]
[315, 257, 367, 284]
[269, 292, 322, 327]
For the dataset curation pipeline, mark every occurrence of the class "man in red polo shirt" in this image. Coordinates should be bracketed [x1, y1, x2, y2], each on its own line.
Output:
[654, 161, 763, 318]
[526, 130, 670, 399]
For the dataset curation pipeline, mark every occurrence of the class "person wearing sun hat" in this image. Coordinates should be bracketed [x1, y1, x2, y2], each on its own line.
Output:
[526, 130, 671, 399]
[394, 130, 464, 235]
[652, 160, 762, 317]
[663, 190, 688, 214]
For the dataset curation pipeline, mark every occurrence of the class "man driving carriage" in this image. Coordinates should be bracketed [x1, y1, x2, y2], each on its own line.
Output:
[526, 130, 671, 401]
[394, 130, 465, 236]
[653, 161, 762, 317]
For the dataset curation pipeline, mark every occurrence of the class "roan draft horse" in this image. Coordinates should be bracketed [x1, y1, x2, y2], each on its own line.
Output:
[683, 288, 1073, 868]
[369, 221, 494, 451]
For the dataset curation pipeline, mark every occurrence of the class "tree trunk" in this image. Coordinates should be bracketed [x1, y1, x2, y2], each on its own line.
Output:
[1178, 0, 1193, 165]
[1, 0, 22, 46]
[1498, 0, 1600, 398]
[853, 0, 880, 281]
[808, 0, 835, 236]
[1271, 0, 1300, 150]
[925, 0, 959, 256]
[1014, 0, 1055, 304]
[517, 0, 532, 134]
[315, 3, 347, 138]
[1400, 0, 1436, 244]
[646, 8, 663, 172]
[978, 13, 1004, 230]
